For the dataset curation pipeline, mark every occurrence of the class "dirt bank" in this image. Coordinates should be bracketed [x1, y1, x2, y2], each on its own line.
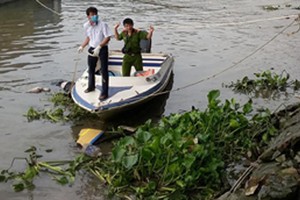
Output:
[219, 102, 300, 200]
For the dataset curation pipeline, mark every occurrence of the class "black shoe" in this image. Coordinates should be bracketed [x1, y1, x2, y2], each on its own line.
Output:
[99, 94, 108, 101]
[84, 88, 95, 93]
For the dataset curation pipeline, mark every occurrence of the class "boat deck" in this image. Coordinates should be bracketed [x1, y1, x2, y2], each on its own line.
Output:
[71, 52, 173, 113]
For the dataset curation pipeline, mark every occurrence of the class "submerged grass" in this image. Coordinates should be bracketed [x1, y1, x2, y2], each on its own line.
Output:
[225, 70, 300, 98]
[3, 90, 279, 199]
[25, 92, 99, 122]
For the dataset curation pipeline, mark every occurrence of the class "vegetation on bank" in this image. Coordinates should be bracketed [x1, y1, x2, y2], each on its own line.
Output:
[3, 70, 300, 199]
[225, 70, 300, 98]
[25, 93, 99, 122]
[1, 90, 279, 199]
[25, 70, 300, 123]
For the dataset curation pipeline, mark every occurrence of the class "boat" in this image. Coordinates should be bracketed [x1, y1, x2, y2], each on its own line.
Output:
[71, 51, 174, 118]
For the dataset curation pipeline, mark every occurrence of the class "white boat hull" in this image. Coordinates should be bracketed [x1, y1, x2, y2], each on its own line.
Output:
[71, 51, 174, 118]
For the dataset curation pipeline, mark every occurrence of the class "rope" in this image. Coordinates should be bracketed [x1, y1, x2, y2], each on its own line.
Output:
[108, 14, 299, 105]
[35, 0, 61, 16]
[34, 0, 298, 29]
[166, 14, 299, 29]
[174, 17, 297, 92]
[33, 0, 300, 103]
[287, 14, 300, 35]
[34, 0, 81, 94]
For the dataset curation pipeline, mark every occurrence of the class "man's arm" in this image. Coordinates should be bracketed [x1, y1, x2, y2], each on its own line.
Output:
[114, 22, 121, 40]
[80, 37, 90, 48]
[77, 37, 90, 53]
[147, 25, 154, 40]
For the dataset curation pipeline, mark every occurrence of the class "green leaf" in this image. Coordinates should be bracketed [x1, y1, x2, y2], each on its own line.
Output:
[54, 176, 69, 185]
[25, 182, 35, 190]
[0, 175, 6, 182]
[13, 183, 25, 192]
[122, 154, 138, 169]
[119, 136, 135, 147]
[183, 155, 196, 169]
[262, 133, 268, 142]
[141, 148, 154, 160]
[23, 167, 37, 180]
[136, 130, 152, 143]
[147, 181, 157, 191]
[26, 107, 41, 121]
[112, 146, 126, 162]
[24, 146, 37, 153]
[207, 90, 220, 104]
[160, 133, 173, 145]
[149, 137, 160, 153]
[243, 100, 253, 114]
[176, 180, 185, 188]
[168, 163, 180, 175]
[229, 119, 239, 128]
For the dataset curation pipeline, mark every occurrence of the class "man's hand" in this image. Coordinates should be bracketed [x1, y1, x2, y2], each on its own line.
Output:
[146, 25, 154, 40]
[114, 22, 120, 30]
[149, 25, 154, 33]
[92, 46, 101, 57]
[77, 46, 84, 53]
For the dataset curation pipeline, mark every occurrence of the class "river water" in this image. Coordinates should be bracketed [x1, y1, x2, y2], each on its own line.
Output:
[0, 0, 299, 199]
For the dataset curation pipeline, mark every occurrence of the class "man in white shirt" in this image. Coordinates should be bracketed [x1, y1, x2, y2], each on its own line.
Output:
[78, 7, 112, 101]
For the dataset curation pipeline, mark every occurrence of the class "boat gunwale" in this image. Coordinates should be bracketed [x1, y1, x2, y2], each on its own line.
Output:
[71, 53, 174, 114]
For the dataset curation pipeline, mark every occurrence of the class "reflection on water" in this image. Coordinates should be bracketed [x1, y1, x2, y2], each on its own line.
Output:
[0, 0, 62, 72]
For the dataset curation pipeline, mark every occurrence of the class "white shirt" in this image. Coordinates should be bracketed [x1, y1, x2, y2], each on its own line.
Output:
[83, 20, 112, 48]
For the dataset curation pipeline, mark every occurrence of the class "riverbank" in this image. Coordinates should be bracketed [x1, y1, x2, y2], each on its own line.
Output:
[219, 102, 300, 200]
[4, 87, 300, 199]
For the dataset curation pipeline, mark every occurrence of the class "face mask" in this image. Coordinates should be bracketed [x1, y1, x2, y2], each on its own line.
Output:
[90, 15, 99, 23]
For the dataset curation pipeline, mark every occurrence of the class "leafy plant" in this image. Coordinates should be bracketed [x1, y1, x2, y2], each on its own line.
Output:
[7, 90, 279, 199]
[226, 70, 300, 98]
[25, 107, 67, 122]
[0, 146, 75, 192]
[85, 90, 278, 199]
[25, 93, 99, 122]
[263, 5, 280, 11]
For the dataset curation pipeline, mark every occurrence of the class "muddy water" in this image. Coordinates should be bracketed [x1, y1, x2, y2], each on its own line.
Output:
[0, 0, 299, 199]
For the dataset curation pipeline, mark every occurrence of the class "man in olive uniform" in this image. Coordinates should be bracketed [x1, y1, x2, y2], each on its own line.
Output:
[114, 18, 154, 76]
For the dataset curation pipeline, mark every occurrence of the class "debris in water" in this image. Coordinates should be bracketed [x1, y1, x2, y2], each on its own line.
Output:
[263, 5, 280, 11]
[82, 144, 102, 157]
[56, 80, 74, 93]
[27, 87, 51, 93]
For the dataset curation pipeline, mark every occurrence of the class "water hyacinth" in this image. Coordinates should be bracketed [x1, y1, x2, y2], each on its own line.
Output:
[3, 90, 278, 199]
[225, 70, 300, 99]
[85, 90, 277, 199]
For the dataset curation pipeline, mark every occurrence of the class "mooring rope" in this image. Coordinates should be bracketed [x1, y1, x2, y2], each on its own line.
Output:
[34, 0, 80, 91]
[173, 15, 299, 92]
[164, 14, 299, 30]
[120, 14, 299, 104]
[34, 0, 300, 101]
[35, 0, 62, 16]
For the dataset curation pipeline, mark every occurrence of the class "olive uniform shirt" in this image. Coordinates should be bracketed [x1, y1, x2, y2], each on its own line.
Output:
[118, 30, 148, 76]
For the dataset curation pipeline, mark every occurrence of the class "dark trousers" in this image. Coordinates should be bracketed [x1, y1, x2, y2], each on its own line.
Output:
[87, 46, 109, 96]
